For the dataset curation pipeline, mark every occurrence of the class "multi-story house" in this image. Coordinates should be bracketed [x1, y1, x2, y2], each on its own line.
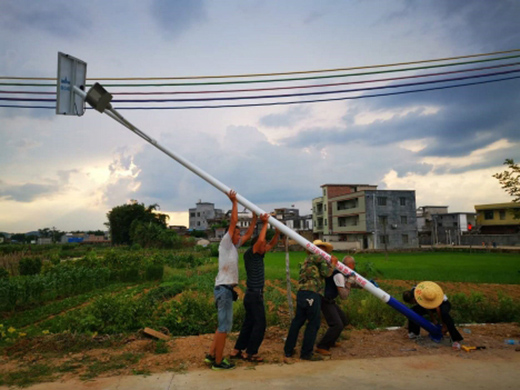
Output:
[213, 209, 256, 240]
[312, 184, 418, 250]
[475, 202, 520, 234]
[189, 201, 224, 231]
[431, 212, 476, 245]
[273, 207, 313, 241]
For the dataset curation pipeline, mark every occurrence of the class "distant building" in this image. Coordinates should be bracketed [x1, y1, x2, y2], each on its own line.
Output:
[189, 201, 224, 231]
[312, 184, 418, 250]
[60, 232, 110, 244]
[213, 209, 256, 240]
[273, 207, 313, 241]
[418, 209, 477, 245]
[475, 202, 520, 234]
[168, 225, 188, 235]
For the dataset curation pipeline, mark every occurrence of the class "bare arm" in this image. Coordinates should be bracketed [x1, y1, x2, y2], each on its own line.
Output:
[253, 213, 269, 254]
[241, 212, 258, 244]
[227, 190, 238, 237]
[337, 284, 351, 300]
[265, 228, 280, 252]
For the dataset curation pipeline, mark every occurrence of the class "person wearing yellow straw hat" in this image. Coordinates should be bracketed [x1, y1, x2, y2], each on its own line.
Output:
[402, 281, 463, 350]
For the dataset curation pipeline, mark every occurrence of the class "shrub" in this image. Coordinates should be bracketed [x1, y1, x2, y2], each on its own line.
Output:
[209, 244, 219, 257]
[18, 257, 42, 276]
[145, 264, 164, 281]
[158, 291, 216, 335]
[0, 268, 8, 279]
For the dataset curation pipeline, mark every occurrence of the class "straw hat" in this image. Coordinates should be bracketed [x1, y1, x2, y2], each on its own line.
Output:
[313, 239, 333, 253]
[414, 281, 444, 309]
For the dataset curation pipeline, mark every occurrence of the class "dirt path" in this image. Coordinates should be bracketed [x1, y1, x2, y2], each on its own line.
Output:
[4, 348, 520, 390]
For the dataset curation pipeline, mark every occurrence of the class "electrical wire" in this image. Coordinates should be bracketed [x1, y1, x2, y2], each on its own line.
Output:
[2, 74, 518, 110]
[1, 48, 519, 81]
[2, 61, 519, 97]
[2, 69, 519, 104]
[1, 53, 520, 88]
[1, 49, 519, 110]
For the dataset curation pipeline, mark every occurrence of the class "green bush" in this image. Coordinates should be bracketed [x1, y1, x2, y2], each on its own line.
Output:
[0, 268, 8, 279]
[0, 265, 111, 312]
[145, 264, 164, 281]
[163, 252, 207, 269]
[450, 292, 520, 323]
[158, 291, 216, 335]
[209, 244, 219, 257]
[18, 257, 42, 276]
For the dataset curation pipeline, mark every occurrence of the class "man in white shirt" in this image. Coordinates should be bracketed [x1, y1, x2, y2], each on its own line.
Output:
[206, 190, 257, 370]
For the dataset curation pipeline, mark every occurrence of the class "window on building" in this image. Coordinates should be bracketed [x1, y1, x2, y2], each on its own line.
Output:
[400, 197, 406, 206]
[377, 197, 387, 206]
[499, 210, 506, 220]
[378, 216, 388, 225]
[323, 188, 327, 196]
[324, 219, 328, 226]
[197, 212, 200, 217]
[190, 212, 195, 217]
[324, 204, 327, 211]
[197, 221, 200, 226]
[402, 234, 409, 244]
[401, 216, 407, 224]
[338, 198, 358, 210]
[339, 216, 359, 227]
[484, 210, 494, 220]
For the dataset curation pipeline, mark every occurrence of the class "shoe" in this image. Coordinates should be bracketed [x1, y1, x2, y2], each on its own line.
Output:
[284, 349, 295, 358]
[452, 342, 461, 351]
[408, 332, 420, 339]
[245, 354, 264, 362]
[212, 359, 236, 370]
[315, 348, 331, 356]
[332, 342, 342, 348]
[301, 354, 323, 361]
[204, 354, 215, 364]
[229, 351, 245, 360]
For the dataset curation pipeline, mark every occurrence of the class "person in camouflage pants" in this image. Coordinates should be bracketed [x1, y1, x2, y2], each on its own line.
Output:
[284, 240, 338, 360]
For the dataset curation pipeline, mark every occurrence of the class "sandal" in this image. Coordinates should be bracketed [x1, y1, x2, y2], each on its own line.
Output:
[229, 350, 245, 360]
[246, 354, 264, 362]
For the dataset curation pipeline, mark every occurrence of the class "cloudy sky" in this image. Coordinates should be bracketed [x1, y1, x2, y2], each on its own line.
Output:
[1, 0, 519, 233]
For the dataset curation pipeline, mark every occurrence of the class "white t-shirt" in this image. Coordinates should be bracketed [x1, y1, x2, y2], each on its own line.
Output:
[215, 232, 242, 286]
[333, 273, 346, 287]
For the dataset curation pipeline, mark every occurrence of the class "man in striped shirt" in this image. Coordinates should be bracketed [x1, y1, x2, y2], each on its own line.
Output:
[231, 213, 280, 362]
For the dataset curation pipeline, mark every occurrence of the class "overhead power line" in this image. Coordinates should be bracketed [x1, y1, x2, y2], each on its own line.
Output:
[1, 49, 519, 110]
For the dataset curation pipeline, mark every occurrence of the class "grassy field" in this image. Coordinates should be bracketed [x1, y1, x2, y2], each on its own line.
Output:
[252, 251, 520, 284]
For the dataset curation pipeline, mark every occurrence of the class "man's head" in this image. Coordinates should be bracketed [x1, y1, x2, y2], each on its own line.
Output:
[342, 255, 356, 270]
[402, 289, 416, 304]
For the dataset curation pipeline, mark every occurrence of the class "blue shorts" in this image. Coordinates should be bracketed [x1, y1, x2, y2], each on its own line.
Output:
[214, 285, 234, 333]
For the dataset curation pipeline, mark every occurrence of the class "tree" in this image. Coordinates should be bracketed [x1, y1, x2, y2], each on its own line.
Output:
[106, 200, 169, 245]
[493, 158, 520, 218]
[10, 233, 26, 243]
